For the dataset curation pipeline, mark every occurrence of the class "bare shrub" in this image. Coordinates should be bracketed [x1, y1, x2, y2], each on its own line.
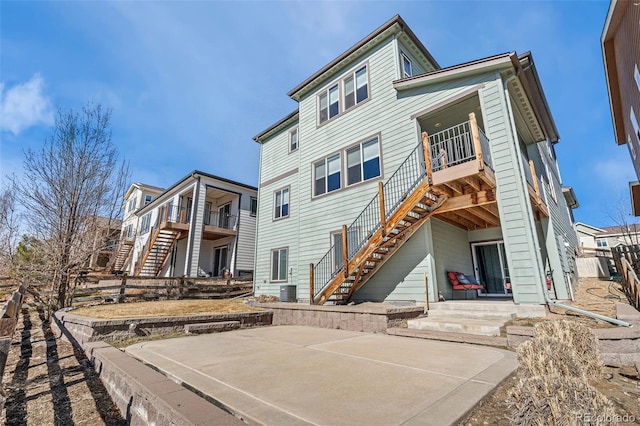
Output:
[254, 295, 280, 303]
[508, 375, 615, 426]
[533, 320, 603, 377]
[517, 336, 586, 379]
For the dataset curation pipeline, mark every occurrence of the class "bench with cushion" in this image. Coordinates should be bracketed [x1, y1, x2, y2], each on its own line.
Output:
[446, 271, 484, 299]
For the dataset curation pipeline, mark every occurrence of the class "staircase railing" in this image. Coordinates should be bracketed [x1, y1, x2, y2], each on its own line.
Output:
[312, 140, 427, 300]
[310, 113, 489, 303]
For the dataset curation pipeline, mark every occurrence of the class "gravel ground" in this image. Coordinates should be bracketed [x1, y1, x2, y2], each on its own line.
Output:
[0, 303, 125, 425]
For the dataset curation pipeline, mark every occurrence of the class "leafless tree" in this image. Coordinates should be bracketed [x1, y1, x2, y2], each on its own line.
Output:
[607, 193, 640, 246]
[12, 104, 129, 309]
[0, 185, 21, 278]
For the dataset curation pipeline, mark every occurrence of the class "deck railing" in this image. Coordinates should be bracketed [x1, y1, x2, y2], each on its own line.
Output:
[428, 120, 493, 171]
[204, 211, 237, 230]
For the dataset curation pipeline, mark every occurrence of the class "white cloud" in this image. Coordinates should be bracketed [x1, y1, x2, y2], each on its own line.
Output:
[0, 74, 54, 135]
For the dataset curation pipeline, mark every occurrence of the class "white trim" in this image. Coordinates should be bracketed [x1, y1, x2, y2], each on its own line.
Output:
[634, 64, 640, 92]
[471, 240, 511, 296]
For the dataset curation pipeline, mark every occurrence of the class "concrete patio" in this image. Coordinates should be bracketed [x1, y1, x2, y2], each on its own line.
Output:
[125, 326, 517, 425]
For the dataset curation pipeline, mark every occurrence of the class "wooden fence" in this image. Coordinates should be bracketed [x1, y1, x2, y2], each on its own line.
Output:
[72, 275, 253, 303]
[0, 285, 27, 411]
[611, 245, 640, 311]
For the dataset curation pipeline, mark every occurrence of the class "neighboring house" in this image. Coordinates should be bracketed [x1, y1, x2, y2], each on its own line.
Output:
[86, 216, 122, 269]
[602, 0, 640, 215]
[110, 183, 165, 272]
[111, 171, 257, 278]
[576, 221, 640, 249]
[252, 15, 579, 306]
[575, 222, 608, 250]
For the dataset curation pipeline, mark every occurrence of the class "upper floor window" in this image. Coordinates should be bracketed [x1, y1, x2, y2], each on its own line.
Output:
[319, 84, 339, 123]
[274, 188, 289, 219]
[140, 212, 152, 234]
[596, 238, 608, 248]
[314, 153, 341, 196]
[631, 107, 640, 144]
[544, 163, 557, 203]
[126, 223, 134, 238]
[318, 64, 369, 125]
[401, 53, 412, 78]
[289, 127, 299, 152]
[144, 194, 152, 206]
[346, 137, 381, 186]
[128, 198, 136, 213]
[250, 196, 257, 217]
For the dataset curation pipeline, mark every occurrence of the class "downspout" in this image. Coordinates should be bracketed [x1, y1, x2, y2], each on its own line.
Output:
[505, 61, 631, 327]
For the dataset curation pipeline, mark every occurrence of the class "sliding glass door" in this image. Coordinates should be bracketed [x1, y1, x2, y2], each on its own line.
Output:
[471, 241, 511, 296]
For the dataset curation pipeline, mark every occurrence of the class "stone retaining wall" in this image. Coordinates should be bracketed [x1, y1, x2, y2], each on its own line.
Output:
[54, 310, 273, 343]
[259, 302, 423, 333]
[506, 325, 640, 366]
[51, 318, 243, 425]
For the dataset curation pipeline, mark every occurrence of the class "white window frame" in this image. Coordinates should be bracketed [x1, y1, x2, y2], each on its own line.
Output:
[401, 52, 412, 78]
[631, 106, 640, 144]
[346, 136, 381, 186]
[274, 187, 289, 220]
[596, 238, 608, 248]
[140, 212, 152, 234]
[144, 194, 152, 206]
[313, 153, 342, 197]
[317, 63, 369, 126]
[270, 247, 288, 282]
[635, 64, 640, 92]
[544, 163, 557, 203]
[289, 127, 299, 153]
[250, 196, 257, 217]
[128, 198, 136, 212]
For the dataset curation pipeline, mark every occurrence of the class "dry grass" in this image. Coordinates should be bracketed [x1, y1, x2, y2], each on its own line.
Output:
[71, 299, 263, 319]
[516, 336, 587, 380]
[508, 376, 616, 426]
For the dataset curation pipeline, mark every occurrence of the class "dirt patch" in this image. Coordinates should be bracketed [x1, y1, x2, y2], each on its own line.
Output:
[71, 298, 262, 319]
[1, 303, 125, 425]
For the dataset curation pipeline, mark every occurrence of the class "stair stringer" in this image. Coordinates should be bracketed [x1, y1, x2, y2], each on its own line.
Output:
[314, 178, 446, 305]
[346, 194, 447, 300]
[136, 228, 179, 276]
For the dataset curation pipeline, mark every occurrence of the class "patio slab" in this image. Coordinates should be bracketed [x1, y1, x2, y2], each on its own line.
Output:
[125, 326, 516, 426]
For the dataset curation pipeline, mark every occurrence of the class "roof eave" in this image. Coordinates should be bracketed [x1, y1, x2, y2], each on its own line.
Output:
[393, 54, 513, 91]
[287, 15, 439, 101]
[253, 110, 299, 143]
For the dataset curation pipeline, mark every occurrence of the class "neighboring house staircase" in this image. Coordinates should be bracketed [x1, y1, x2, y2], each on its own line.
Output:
[107, 239, 134, 273]
[311, 113, 502, 305]
[136, 226, 180, 276]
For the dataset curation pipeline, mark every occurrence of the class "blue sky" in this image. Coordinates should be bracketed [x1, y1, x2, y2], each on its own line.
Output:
[0, 1, 635, 227]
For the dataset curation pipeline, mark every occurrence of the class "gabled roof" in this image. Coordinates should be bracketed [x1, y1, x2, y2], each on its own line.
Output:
[124, 182, 165, 201]
[287, 14, 439, 101]
[574, 222, 606, 236]
[253, 109, 298, 143]
[598, 224, 640, 237]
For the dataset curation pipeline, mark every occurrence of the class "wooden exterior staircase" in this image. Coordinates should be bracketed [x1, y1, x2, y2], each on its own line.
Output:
[311, 112, 502, 305]
[107, 238, 134, 273]
[135, 203, 183, 276]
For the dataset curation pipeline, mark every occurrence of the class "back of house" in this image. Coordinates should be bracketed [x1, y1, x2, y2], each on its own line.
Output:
[253, 15, 579, 307]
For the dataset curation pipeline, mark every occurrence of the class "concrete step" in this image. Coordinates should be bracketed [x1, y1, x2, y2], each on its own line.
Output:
[407, 317, 505, 337]
[429, 301, 519, 313]
[426, 309, 515, 321]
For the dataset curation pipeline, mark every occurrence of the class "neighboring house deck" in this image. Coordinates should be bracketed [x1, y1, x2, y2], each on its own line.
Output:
[252, 15, 579, 306]
[111, 171, 257, 278]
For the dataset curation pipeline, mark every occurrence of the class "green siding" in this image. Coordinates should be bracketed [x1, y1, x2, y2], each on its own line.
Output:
[480, 76, 546, 305]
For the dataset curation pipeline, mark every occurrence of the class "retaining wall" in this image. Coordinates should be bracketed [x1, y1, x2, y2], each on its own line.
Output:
[51, 318, 243, 426]
[258, 302, 424, 333]
[54, 310, 273, 343]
